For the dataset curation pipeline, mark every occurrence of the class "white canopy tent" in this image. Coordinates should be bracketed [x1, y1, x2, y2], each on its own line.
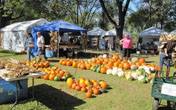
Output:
[138, 27, 167, 38]
[170, 30, 176, 35]
[137, 27, 167, 51]
[0, 18, 47, 52]
[105, 29, 133, 38]
[87, 27, 106, 36]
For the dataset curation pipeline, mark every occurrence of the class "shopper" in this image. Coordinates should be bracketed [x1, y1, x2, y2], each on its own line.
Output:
[120, 34, 133, 61]
[26, 33, 34, 61]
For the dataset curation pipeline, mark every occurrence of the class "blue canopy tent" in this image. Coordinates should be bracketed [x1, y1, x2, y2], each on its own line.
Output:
[31, 20, 87, 56]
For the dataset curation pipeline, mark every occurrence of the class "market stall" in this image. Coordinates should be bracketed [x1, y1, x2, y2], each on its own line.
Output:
[0, 18, 47, 52]
[87, 27, 106, 49]
[31, 20, 87, 57]
[137, 27, 167, 53]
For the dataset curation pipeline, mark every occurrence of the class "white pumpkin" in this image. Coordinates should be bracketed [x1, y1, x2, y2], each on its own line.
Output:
[103, 54, 107, 58]
[117, 68, 123, 72]
[138, 75, 145, 81]
[106, 69, 112, 75]
[131, 65, 137, 70]
[112, 68, 118, 76]
[118, 71, 125, 77]
[149, 67, 155, 72]
[113, 67, 118, 71]
[131, 72, 138, 80]
[88, 59, 92, 63]
[126, 74, 133, 80]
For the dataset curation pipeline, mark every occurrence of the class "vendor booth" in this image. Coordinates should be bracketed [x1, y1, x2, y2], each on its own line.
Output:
[137, 27, 167, 53]
[105, 29, 133, 50]
[0, 18, 47, 52]
[31, 20, 87, 57]
[87, 27, 106, 49]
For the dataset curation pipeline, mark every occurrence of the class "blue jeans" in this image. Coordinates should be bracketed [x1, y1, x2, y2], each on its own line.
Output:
[27, 47, 34, 61]
[160, 53, 170, 68]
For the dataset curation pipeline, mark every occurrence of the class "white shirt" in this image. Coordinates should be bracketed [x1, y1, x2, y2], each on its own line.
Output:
[37, 35, 45, 47]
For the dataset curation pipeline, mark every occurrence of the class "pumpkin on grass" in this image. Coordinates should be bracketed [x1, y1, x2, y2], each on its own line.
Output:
[81, 87, 87, 92]
[67, 78, 74, 88]
[93, 88, 99, 95]
[100, 67, 107, 74]
[86, 92, 92, 98]
[75, 86, 81, 91]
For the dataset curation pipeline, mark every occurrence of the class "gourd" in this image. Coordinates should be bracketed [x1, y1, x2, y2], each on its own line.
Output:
[106, 69, 112, 75]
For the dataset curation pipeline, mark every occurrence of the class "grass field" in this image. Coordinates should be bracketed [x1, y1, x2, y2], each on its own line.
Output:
[0, 49, 174, 110]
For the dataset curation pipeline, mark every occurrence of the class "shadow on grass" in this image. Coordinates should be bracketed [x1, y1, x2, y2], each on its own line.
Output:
[0, 49, 22, 56]
[28, 84, 85, 110]
[146, 61, 155, 63]
[59, 51, 102, 59]
[47, 59, 60, 62]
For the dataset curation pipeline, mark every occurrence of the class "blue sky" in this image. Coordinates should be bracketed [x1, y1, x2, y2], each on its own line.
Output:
[129, 0, 140, 12]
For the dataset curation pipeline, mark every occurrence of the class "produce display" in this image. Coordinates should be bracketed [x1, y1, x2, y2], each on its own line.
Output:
[24, 60, 50, 69]
[40, 67, 71, 81]
[0, 59, 41, 78]
[59, 55, 158, 83]
[67, 77, 108, 98]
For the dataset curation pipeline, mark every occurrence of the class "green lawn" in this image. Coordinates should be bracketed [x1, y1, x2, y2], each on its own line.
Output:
[0, 49, 174, 110]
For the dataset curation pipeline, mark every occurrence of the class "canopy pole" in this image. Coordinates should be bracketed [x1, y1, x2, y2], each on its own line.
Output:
[57, 32, 60, 58]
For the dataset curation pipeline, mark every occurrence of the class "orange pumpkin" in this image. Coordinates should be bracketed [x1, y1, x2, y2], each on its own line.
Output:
[75, 86, 81, 91]
[66, 61, 71, 66]
[81, 87, 87, 92]
[86, 63, 91, 70]
[80, 64, 86, 69]
[67, 78, 74, 88]
[93, 88, 99, 95]
[85, 92, 92, 98]
[123, 62, 130, 70]
[100, 67, 107, 74]
[100, 81, 107, 89]
[72, 83, 77, 89]
[138, 58, 145, 63]
[72, 62, 77, 68]
[43, 74, 49, 80]
[49, 74, 56, 80]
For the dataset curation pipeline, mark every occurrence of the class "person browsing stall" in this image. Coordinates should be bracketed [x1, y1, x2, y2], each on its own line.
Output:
[120, 34, 133, 61]
[37, 32, 45, 60]
[26, 33, 34, 61]
[164, 34, 176, 78]
[157, 33, 167, 78]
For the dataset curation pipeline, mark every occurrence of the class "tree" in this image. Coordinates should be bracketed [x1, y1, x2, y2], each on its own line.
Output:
[127, 0, 176, 32]
[99, 0, 131, 50]
[0, 0, 25, 28]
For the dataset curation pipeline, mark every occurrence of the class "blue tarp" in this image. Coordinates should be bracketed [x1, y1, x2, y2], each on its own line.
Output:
[31, 20, 87, 56]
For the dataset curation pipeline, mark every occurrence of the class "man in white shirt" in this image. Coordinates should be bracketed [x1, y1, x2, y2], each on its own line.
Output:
[37, 32, 45, 60]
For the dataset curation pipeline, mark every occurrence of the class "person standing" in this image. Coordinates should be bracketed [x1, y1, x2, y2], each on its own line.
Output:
[120, 34, 133, 61]
[157, 33, 167, 78]
[26, 33, 34, 61]
[37, 32, 45, 60]
[164, 35, 176, 78]
[101, 36, 106, 50]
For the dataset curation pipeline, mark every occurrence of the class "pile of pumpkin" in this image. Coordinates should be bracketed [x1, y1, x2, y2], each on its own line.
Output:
[59, 58, 94, 70]
[59, 55, 160, 74]
[25, 60, 50, 69]
[40, 67, 71, 81]
[67, 77, 108, 98]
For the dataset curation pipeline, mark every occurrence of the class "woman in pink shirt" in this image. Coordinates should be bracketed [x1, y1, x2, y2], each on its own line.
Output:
[120, 34, 133, 61]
